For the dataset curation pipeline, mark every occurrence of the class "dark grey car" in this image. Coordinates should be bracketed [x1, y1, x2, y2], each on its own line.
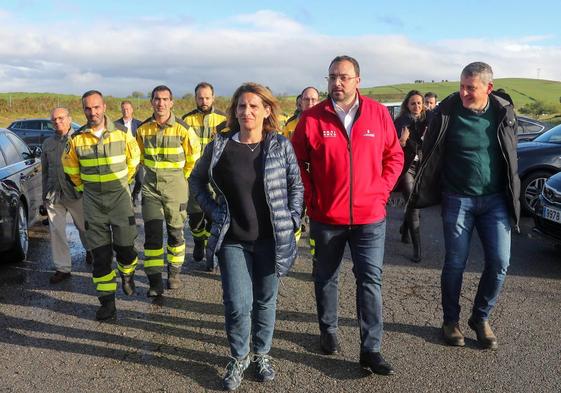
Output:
[533, 172, 561, 243]
[0, 129, 42, 262]
[517, 124, 561, 214]
[8, 118, 80, 147]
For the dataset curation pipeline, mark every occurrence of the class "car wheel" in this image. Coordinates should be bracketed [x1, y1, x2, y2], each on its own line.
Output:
[521, 171, 552, 215]
[8, 203, 29, 262]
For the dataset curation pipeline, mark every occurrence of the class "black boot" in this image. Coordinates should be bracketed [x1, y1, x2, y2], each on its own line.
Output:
[193, 238, 205, 262]
[96, 295, 116, 321]
[410, 227, 422, 263]
[399, 222, 410, 244]
[167, 265, 182, 289]
[147, 273, 164, 297]
[120, 272, 136, 296]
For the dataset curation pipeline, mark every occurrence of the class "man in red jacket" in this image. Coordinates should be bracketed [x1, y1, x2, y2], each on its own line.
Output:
[292, 55, 403, 375]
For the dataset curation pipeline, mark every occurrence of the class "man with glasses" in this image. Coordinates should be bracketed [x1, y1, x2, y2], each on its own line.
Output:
[283, 87, 320, 139]
[292, 55, 403, 375]
[43, 107, 91, 284]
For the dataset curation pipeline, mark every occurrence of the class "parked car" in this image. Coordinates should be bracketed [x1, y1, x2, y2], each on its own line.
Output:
[517, 116, 550, 142]
[517, 124, 561, 214]
[8, 118, 80, 147]
[382, 102, 402, 120]
[533, 172, 561, 242]
[0, 128, 42, 262]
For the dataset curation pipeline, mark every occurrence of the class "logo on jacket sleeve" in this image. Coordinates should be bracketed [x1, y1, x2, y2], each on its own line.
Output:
[322, 130, 337, 138]
[362, 129, 376, 138]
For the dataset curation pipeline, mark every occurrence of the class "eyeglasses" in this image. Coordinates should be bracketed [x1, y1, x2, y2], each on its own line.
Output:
[325, 74, 357, 83]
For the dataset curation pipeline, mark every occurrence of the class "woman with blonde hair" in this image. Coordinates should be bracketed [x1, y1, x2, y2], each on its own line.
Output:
[189, 82, 303, 391]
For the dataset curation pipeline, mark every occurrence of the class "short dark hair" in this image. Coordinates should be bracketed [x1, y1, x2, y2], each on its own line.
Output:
[82, 90, 104, 103]
[329, 55, 360, 77]
[120, 100, 133, 107]
[151, 85, 173, 100]
[424, 92, 437, 100]
[195, 82, 214, 95]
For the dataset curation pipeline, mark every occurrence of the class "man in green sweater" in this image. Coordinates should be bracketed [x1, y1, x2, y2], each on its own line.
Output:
[410, 62, 520, 350]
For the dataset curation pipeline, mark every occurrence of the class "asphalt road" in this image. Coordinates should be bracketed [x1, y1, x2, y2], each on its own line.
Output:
[1, 198, 560, 392]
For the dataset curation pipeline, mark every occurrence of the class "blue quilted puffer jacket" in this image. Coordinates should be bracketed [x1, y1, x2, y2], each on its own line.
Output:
[188, 130, 304, 277]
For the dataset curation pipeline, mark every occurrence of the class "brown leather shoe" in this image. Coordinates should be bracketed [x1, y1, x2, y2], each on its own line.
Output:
[50, 271, 71, 284]
[468, 317, 498, 350]
[442, 322, 465, 347]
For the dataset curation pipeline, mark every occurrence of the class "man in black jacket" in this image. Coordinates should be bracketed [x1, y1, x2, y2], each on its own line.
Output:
[115, 100, 143, 205]
[410, 62, 520, 350]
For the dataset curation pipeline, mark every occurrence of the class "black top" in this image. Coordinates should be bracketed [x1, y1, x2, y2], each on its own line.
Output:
[213, 139, 273, 242]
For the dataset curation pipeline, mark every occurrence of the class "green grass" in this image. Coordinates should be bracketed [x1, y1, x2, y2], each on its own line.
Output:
[0, 78, 559, 127]
[361, 78, 561, 108]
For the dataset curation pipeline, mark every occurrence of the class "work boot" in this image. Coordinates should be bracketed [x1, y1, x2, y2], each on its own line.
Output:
[468, 317, 498, 350]
[442, 322, 465, 347]
[49, 271, 71, 284]
[167, 264, 182, 289]
[410, 227, 422, 263]
[120, 272, 136, 296]
[147, 273, 164, 297]
[193, 238, 205, 262]
[399, 222, 410, 244]
[96, 295, 116, 321]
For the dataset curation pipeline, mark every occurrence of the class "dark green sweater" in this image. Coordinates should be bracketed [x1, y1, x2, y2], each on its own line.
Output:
[442, 100, 506, 196]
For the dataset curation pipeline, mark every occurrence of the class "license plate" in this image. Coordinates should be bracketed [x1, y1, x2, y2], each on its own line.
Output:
[543, 206, 561, 223]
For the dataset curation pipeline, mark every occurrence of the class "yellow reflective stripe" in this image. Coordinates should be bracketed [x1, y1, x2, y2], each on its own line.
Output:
[117, 258, 138, 274]
[144, 248, 164, 257]
[191, 230, 206, 239]
[309, 238, 315, 256]
[309, 239, 315, 246]
[168, 254, 184, 264]
[93, 269, 116, 284]
[144, 159, 185, 169]
[200, 137, 212, 144]
[75, 184, 84, 192]
[80, 168, 128, 183]
[63, 166, 80, 175]
[144, 147, 184, 155]
[79, 155, 126, 167]
[144, 259, 165, 268]
[167, 244, 185, 253]
[185, 156, 197, 163]
[97, 283, 117, 292]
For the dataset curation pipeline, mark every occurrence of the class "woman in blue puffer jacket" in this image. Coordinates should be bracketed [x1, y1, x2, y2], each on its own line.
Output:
[189, 82, 303, 391]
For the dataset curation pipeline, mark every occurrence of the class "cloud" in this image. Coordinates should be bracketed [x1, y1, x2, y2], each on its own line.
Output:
[0, 10, 558, 97]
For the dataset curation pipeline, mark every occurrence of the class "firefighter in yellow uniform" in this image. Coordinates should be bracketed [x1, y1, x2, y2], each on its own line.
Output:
[182, 82, 227, 270]
[62, 90, 140, 321]
[282, 94, 301, 139]
[137, 85, 201, 296]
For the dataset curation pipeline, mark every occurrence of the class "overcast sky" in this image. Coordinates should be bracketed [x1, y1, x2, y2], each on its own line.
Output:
[0, 0, 560, 97]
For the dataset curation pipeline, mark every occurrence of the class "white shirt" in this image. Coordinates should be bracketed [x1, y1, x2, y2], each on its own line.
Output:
[91, 128, 104, 139]
[123, 119, 132, 133]
[332, 95, 360, 136]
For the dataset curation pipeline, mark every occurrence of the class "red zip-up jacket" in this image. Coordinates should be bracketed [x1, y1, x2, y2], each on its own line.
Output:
[291, 92, 404, 225]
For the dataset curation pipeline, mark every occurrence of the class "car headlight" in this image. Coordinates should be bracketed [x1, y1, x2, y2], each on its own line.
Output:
[543, 184, 561, 204]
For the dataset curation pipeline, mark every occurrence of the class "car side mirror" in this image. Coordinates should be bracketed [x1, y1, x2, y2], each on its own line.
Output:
[29, 145, 42, 158]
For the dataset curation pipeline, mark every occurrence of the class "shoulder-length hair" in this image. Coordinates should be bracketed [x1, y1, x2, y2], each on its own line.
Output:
[397, 89, 426, 120]
[227, 83, 280, 134]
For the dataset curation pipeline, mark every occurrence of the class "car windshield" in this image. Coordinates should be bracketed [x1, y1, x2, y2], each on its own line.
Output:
[533, 124, 561, 144]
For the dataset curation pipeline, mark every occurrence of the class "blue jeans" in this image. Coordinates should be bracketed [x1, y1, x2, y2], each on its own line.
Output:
[441, 192, 511, 323]
[310, 219, 386, 353]
[217, 239, 279, 359]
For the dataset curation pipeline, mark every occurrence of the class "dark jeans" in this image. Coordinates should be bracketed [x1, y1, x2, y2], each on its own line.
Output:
[441, 192, 511, 323]
[310, 219, 386, 352]
[217, 239, 279, 359]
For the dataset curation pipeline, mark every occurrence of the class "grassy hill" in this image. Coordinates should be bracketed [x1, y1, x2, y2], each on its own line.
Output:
[361, 78, 561, 119]
[0, 78, 559, 127]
